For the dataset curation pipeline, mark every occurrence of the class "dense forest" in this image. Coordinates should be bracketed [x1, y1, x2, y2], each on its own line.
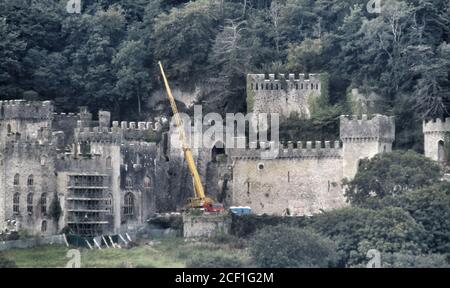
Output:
[1, 0, 449, 149]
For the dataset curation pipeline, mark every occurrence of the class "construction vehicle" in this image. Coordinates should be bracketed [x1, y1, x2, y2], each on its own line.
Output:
[158, 62, 224, 213]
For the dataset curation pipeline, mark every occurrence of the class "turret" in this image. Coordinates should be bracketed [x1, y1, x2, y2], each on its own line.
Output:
[423, 118, 450, 163]
[340, 114, 395, 179]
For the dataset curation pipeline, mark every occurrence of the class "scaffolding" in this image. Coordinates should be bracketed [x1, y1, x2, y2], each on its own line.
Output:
[66, 174, 113, 237]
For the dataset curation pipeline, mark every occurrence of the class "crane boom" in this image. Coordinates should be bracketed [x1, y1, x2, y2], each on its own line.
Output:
[158, 62, 206, 200]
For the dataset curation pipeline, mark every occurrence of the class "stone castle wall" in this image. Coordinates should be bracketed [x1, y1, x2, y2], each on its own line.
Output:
[247, 73, 322, 119]
[423, 118, 450, 162]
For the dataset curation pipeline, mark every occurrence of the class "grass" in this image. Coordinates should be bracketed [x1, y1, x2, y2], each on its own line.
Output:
[1, 237, 251, 268]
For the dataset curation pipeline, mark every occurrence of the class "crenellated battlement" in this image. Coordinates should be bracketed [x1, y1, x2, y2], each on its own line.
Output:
[248, 73, 321, 91]
[228, 140, 342, 159]
[75, 126, 123, 143]
[340, 114, 395, 142]
[3, 140, 54, 157]
[0, 100, 53, 120]
[423, 117, 450, 134]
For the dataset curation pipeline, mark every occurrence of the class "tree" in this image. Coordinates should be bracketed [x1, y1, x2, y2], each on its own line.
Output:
[0, 18, 26, 98]
[250, 225, 338, 268]
[0, 253, 16, 268]
[345, 150, 442, 206]
[49, 193, 62, 231]
[113, 40, 152, 116]
[153, 0, 219, 82]
[311, 207, 427, 267]
[381, 182, 450, 254]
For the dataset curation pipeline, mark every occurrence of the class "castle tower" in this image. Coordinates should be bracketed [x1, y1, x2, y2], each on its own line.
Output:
[247, 73, 323, 119]
[340, 114, 395, 179]
[423, 118, 450, 163]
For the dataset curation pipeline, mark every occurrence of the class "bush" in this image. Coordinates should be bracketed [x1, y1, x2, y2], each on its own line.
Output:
[250, 225, 338, 268]
[230, 214, 309, 238]
[380, 182, 450, 254]
[311, 207, 427, 267]
[186, 252, 248, 268]
[0, 253, 16, 268]
[147, 215, 183, 230]
[381, 253, 450, 268]
[345, 150, 442, 206]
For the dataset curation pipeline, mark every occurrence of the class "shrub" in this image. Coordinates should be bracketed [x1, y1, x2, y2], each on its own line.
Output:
[311, 207, 427, 267]
[0, 253, 16, 268]
[250, 225, 338, 268]
[380, 182, 450, 254]
[186, 252, 248, 268]
[230, 214, 309, 238]
[345, 150, 442, 206]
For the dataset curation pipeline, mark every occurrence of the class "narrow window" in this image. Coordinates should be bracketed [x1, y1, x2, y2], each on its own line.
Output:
[311, 83, 314, 89]
[144, 177, 151, 189]
[124, 193, 134, 216]
[41, 221, 47, 232]
[7, 124, 11, 134]
[106, 193, 113, 214]
[27, 175, 34, 186]
[301, 83, 304, 89]
[260, 83, 263, 90]
[14, 174, 20, 186]
[106, 156, 112, 169]
[27, 193, 33, 214]
[126, 177, 132, 188]
[13, 193, 20, 214]
[40, 193, 47, 215]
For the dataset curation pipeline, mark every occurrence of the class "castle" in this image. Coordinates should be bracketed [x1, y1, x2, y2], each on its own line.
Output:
[0, 73, 447, 236]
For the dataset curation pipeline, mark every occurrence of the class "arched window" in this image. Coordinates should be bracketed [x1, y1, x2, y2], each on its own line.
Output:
[143, 177, 151, 188]
[40, 193, 47, 215]
[106, 156, 112, 169]
[106, 193, 113, 214]
[13, 174, 20, 186]
[41, 220, 47, 232]
[438, 140, 447, 163]
[211, 142, 226, 163]
[27, 193, 33, 214]
[27, 175, 34, 186]
[124, 193, 134, 216]
[13, 193, 20, 214]
[125, 177, 133, 188]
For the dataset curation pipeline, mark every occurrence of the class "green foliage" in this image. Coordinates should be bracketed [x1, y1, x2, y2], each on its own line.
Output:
[278, 105, 343, 141]
[147, 215, 183, 230]
[250, 225, 338, 268]
[49, 193, 62, 222]
[380, 182, 450, 254]
[0, 253, 16, 268]
[345, 150, 442, 206]
[381, 253, 450, 268]
[153, 0, 218, 82]
[186, 253, 248, 268]
[230, 214, 309, 238]
[311, 207, 427, 267]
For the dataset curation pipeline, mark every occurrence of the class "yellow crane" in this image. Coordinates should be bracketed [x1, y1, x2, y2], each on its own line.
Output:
[158, 62, 224, 212]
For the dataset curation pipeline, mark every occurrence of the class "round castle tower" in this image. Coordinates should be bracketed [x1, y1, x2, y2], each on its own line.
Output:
[423, 118, 450, 163]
